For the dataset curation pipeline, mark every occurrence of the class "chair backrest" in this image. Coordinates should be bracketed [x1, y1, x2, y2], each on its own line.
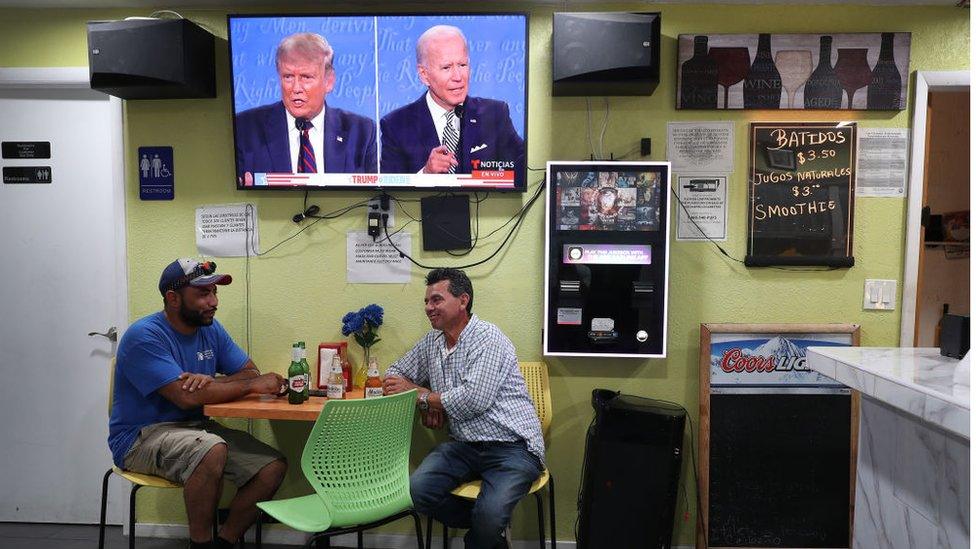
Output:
[301, 389, 417, 529]
[108, 357, 116, 416]
[518, 362, 552, 438]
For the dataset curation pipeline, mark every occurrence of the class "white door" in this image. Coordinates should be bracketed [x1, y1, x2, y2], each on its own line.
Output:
[0, 68, 127, 523]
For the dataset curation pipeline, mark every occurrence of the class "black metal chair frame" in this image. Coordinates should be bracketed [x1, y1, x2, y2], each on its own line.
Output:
[304, 508, 425, 549]
[424, 476, 556, 549]
[97, 467, 262, 549]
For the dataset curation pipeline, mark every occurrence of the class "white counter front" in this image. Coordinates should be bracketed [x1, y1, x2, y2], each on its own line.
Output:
[807, 346, 969, 438]
[808, 347, 969, 549]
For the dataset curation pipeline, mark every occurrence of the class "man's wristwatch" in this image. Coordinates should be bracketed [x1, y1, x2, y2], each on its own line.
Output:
[418, 391, 430, 412]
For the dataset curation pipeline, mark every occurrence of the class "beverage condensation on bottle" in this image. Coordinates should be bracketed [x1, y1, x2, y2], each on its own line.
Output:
[287, 343, 305, 405]
[327, 355, 345, 400]
[298, 341, 310, 402]
[364, 357, 383, 399]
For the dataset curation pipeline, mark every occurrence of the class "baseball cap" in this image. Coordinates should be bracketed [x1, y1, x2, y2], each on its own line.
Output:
[158, 258, 232, 296]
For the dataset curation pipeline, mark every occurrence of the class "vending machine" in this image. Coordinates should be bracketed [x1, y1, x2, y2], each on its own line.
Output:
[543, 161, 671, 357]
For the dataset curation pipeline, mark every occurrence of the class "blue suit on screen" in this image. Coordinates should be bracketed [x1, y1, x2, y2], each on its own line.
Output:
[379, 94, 524, 175]
[234, 102, 377, 178]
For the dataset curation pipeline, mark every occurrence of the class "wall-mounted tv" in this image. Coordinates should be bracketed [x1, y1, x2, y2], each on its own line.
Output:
[228, 13, 528, 192]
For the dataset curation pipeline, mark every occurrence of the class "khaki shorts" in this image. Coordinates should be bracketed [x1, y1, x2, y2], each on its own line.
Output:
[123, 419, 284, 487]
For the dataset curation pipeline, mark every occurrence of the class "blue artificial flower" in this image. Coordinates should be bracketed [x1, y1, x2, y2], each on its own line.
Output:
[341, 310, 365, 336]
[362, 304, 384, 327]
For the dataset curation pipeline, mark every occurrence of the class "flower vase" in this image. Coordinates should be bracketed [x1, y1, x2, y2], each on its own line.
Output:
[354, 348, 370, 388]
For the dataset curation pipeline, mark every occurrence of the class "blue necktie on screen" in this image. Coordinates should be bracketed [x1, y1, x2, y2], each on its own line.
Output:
[296, 118, 317, 173]
[442, 110, 459, 174]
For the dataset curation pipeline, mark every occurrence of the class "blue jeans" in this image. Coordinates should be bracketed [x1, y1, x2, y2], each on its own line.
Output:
[411, 440, 542, 549]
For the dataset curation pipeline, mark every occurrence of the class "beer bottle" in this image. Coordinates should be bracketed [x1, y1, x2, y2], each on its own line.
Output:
[298, 341, 310, 402]
[326, 355, 345, 400]
[341, 355, 352, 393]
[287, 343, 305, 405]
[364, 357, 384, 399]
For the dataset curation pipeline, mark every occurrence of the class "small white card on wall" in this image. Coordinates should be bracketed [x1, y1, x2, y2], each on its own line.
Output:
[856, 127, 909, 197]
[346, 231, 411, 284]
[676, 174, 729, 241]
[196, 203, 258, 257]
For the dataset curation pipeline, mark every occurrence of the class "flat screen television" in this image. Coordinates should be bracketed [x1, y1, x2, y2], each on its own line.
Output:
[228, 13, 528, 192]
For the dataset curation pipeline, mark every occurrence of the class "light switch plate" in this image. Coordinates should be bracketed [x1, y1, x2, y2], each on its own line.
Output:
[863, 279, 897, 310]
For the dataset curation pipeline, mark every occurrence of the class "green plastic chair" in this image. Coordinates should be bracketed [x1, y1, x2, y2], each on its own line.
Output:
[257, 389, 424, 548]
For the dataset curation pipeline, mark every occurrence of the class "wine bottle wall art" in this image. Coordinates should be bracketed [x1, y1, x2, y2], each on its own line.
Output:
[676, 32, 910, 110]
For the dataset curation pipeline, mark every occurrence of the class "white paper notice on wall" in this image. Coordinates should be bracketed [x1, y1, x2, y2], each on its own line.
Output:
[347, 231, 411, 284]
[196, 203, 259, 257]
[676, 174, 729, 241]
[855, 127, 909, 197]
[667, 121, 735, 173]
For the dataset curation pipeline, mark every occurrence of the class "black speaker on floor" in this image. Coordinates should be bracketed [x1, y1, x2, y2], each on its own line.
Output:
[552, 12, 661, 96]
[87, 18, 216, 99]
[577, 389, 685, 549]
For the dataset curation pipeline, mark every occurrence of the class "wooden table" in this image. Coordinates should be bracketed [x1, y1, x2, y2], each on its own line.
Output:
[205, 388, 364, 421]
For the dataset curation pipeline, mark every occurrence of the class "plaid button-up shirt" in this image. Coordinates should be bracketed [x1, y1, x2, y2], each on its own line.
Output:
[387, 314, 545, 465]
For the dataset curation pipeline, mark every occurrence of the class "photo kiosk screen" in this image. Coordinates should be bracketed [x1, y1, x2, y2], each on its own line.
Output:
[555, 169, 662, 231]
[228, 13, 528, 192]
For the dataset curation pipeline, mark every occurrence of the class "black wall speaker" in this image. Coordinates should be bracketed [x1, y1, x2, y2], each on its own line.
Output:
[577, 390, 685, 548]
[552, 12, 661, 96]
[421, 195, 472, 251]
[940, 313, 970, 359]
[87, 18, 216, 99]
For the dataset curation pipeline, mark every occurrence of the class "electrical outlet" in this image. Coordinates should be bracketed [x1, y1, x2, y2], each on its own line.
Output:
[863, 279, 897, 310]
[366, 197, 394, 228]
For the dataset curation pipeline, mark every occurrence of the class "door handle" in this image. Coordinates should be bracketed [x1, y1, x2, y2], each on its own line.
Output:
[88, 326, 118, 342]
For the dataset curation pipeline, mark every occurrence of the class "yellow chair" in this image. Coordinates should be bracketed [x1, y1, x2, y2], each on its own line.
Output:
[97, 358, 225, 549]
[427, 361, 556, 549]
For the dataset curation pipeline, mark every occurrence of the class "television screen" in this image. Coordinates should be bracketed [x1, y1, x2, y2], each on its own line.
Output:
[228, 13, 528, 192]
[554, 168, 662, 231]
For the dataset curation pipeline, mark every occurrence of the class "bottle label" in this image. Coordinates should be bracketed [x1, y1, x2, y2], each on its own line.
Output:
[365, 387, 384, 399]
[289, 375, 305, 391]
[326, 385, 344, 399]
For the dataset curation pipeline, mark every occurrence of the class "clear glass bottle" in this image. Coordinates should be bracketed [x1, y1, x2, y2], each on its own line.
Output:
[326, 355, 345, 400]
[364, 357, 384, 399]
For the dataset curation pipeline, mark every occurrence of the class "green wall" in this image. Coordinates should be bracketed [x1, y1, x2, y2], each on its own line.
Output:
[1, 4, 968, 545]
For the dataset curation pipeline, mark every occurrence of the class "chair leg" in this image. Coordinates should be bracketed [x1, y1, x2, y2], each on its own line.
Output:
[535, 492, 545, 549]
[128, 484, 141, 549]
[98, 469, 113, 549]
[425, 515, 433, 549]
[255, 509, 262, 549]
[548, 477, 556, 549]
[411, 511, 425, 549]
[442, 520, 449, 549]
[357, 530, 363, 549]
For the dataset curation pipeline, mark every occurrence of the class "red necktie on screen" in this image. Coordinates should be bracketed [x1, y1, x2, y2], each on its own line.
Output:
[296, 118, 317, 173]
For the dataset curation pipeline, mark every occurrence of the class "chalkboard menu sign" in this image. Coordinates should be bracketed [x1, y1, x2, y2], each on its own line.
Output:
[698, 323, 860, 549]
[747, 122, 856, 267]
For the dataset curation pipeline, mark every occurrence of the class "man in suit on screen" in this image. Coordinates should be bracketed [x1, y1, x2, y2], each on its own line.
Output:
[235, 32, 376, 184]
[380, 25, 524, 177]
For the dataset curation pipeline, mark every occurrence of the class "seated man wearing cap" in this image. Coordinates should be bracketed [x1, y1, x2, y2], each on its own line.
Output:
[108, 258, 287, 549]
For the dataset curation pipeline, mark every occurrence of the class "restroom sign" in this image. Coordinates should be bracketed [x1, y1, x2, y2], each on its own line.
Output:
[138, 146, 174, 200]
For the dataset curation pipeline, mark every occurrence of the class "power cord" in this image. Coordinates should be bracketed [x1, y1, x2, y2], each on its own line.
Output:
[381, 177, 546, 269]
[669, 186, 839, 272]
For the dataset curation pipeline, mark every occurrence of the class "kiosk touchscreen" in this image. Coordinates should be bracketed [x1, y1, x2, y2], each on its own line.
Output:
[543, 161, 671, 357]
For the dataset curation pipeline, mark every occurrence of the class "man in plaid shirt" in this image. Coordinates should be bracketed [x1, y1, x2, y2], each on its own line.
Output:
[384, 268, 544, 549]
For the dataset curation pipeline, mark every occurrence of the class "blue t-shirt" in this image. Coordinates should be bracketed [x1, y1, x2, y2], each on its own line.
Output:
[108, 312, 248, 466]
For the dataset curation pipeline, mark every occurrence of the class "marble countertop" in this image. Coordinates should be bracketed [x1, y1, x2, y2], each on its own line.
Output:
[807, 347, 969, 439]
